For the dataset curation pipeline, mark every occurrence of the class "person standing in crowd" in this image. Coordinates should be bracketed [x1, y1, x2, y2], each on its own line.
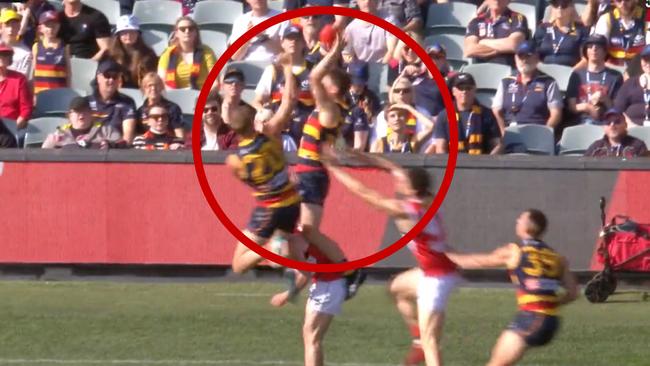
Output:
[158, 16, 216, 90]
[229, 0, 283, 62]
[533, 0, 589, 67]
[614, 45, 650, 125]
[301, 13, 324, 65]
[254, 25, 314, 146]
[0, 41, 31, 147]
[109, 15, 158, 89]
[343, 0, 390, 63]
[492, 42, 563, 133]
[347, 60, 381, 126]
[432, 73, 503, 155]
[585, 108, 648, 157]
[87, 59, 137, 144]
[42, 97, 124, 149]
[582, 0, 613, 28]
[137, 72, 184, 139]
[60, 0, 111, 60]
[465, 0, 528, 68]
[1, 8, 32, 78]
[220, 66, 253, 126]
[567, 35, 623, 125]
[14, 0, 57, 48]
[426, 43, 456, 81]
[593, 0, 647, 69]
[132, 103, 185, 150]
[32, 10, 70, 95]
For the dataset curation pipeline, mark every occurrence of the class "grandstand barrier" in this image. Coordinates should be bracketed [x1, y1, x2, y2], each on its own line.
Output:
[1, 150, 650, 271]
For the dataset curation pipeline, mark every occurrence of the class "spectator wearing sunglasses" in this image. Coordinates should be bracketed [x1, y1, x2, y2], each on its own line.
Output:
[132, 103, 184, 150]
[229, 0, 283, 62]
[158, 16, 216, 90]
[533, 0, 589, 67]
[137, 72, 185, 139]
[431, 73, 502, 155]
[86, 58, 137, 143]
[593, 0, 647, 69]
[300, 13, 325, 65]
[221, 66, 253, 126]
[567, 35, 623, 125]
[200, 92, 238, 151]
[585, 108, 647, 157]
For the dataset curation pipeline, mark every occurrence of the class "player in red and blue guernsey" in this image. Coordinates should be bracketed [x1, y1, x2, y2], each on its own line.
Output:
[322, 148, 459, 366]
[447, 210, 579, 366]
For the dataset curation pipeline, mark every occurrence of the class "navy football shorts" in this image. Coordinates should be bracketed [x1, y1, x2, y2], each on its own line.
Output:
[297, 170, 330, 206]
[508, 311, 559, 347]
[247, 203, 301, 239]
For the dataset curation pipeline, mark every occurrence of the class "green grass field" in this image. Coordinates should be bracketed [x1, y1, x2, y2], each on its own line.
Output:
[0, 280, 648, 366]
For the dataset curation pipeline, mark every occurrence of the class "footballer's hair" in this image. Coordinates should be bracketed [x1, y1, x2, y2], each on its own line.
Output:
[407, 167, 432, 198]
[524, 209, 548, 238]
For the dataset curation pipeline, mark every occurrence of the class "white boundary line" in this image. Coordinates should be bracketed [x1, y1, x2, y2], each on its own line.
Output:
[0, 360, 393, 366]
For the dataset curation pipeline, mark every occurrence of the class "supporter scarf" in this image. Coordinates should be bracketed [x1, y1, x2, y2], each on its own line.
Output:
[165, 45, 203, 89]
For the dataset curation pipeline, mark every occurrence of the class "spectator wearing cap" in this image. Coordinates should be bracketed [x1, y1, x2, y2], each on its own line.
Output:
[431, 73, 502, 155]
[1, 8, 32, 78]
[343, 0, 390, 63]
[300, 12, 325, 65]
[87, 58, 137, 143]
[13, 0, 56, 47]
[158, 16, 216, 90]
[593, 0, 647, 69]
[255, 26, 315, 145]
[533, 0, 589, 67]
[221, 66, 254, 126]
[108, 15, 158, 89]
[464, 0, 528, 68]
[229, 0, 283, 62]
[492, 41, 563, 133]
[426, 43, 455, 80]
[348, 60, 381, 125]
[137, 72, 184, 139]
[199, 92, 239, 151]
[614, 45, 650, 125]
[42, 96, 124, 149]
[567, 35, 624, 125]
[132, 103, 184, 150]
[585, 108, 647, 157]
[32, 10, 70, 95]
[60, 0, 111, 60]
[0, 41, 32, 147]
[370, 103, 434, 153]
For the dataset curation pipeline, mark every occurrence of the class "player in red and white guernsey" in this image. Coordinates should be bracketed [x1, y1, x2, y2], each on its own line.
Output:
[270, 231, 347, 366]
[322, 148, 459, 366]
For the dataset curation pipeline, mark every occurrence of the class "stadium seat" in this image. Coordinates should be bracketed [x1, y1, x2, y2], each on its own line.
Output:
[164, 89, 200, 117]
[34, 88, 86, 117]
[537, 63, 573, 93]
[192, 0, 243, 34]
[461, 63, 513, 91]
[199, 30, 228, 57]
[424, 34, 466, 64]
[627, 126, 650, 148]
[509, 2, 538, 36]
[557, 124, 604, 155]
[120, 88, 145, 107]
[81, 0, 120, 26]
[475, 91, 494, 108]
[268, 0, 284, 12]
[503, 124, 555, 155]
[140, 29, 170, 56]
[70, 58, 98, 94]
[241, 88, 256, 105]
[133, 0, 182, 33]
[425, 2, 477, 33]
[228, 60, 269, 88]
[1, 119, 23, 148]
[24, 117, 68, 148]
[367, 62, 389, 97]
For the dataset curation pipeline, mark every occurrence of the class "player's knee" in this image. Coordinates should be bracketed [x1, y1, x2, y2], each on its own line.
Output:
[301, 224, 319, 240]
[231, 262, 246, 275]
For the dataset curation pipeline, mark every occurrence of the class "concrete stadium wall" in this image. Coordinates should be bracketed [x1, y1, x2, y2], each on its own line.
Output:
[1, 150, 649, 271]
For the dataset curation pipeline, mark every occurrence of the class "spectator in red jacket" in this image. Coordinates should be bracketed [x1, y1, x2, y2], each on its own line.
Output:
[0, 41, 32, 147]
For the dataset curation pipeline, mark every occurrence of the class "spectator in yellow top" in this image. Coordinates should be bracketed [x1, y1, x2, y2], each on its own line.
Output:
[157, 16, 216, 90]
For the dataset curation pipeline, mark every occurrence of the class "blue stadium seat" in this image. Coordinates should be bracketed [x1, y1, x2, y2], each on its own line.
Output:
[461, 63, 513, 91]
[557, 124, 604, 155]
[81, 0, 120, 25]
[133, 0, 182, 33]
[626, 126, 650, 148]
[426, 2, 477, 34]
[537, 63, 573, 93]
[119, 88, 145, 107]
[199, 30, 228, 57]
[504, 124, 555, 155]
[228, 60, 269, 88]
[164, 89, 200, 117]
[24, 117, 68, 148]
[424, 34, 467, 64]
[34, 88, 86, 118]
[140, 28, 170, 56]
[1, 119, 22, 148]
[192, 0, 243, 34]
[70, 58, 98, 94]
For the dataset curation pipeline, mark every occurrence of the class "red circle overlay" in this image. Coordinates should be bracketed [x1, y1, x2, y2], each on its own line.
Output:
[192, 6, 459, 273]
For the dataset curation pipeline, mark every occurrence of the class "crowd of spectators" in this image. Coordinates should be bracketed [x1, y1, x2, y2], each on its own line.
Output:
[0, 0, 648, 157]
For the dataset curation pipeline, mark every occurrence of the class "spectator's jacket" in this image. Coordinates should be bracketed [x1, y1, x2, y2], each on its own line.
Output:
[133, 130, 184, 150]
[606, 6, 646, 66]
[42, 122, 124, 149]
[585, 135, 648, 158]
[500, 72, 558, 126]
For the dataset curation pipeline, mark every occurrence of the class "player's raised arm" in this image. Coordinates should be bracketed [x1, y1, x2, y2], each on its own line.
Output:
[262, 54, 298, 137]
[322, 148, 407, 218]
[310, 31, 345, 129]
[344, 149, 412, 197]
[446, 243, 519, 269]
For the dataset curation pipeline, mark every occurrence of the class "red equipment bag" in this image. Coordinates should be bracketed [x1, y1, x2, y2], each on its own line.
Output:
[598, 216, 650, 272]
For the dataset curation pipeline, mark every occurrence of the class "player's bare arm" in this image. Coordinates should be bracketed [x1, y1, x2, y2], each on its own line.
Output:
[447, 243, 519, 269]
[309, 31, 345, 129]
[263, 54, 298, 136]
[344, 149, 412, 197]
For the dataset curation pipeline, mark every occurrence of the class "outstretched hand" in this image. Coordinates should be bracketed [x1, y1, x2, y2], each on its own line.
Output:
[321, 144, 341, 167]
